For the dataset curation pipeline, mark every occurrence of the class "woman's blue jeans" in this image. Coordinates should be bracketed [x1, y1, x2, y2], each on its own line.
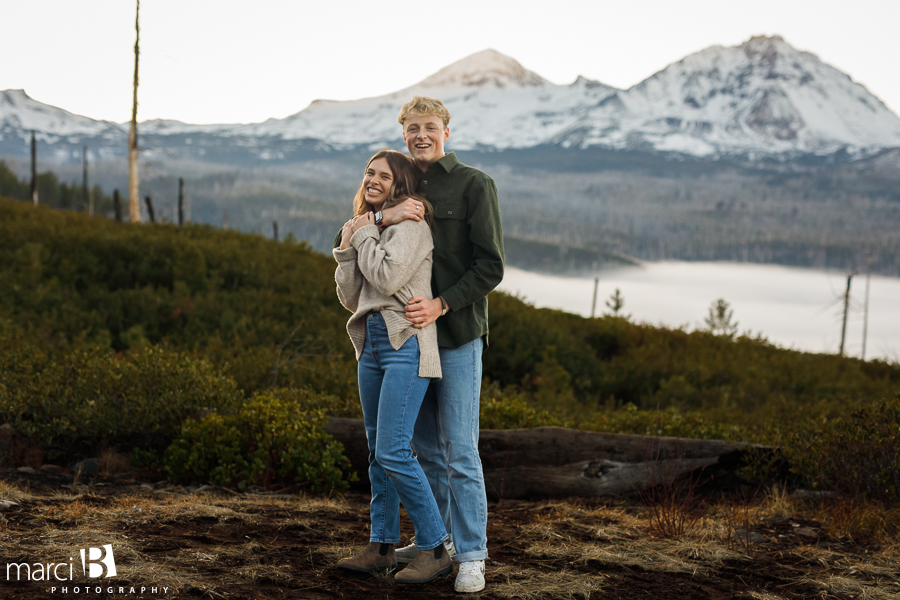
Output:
[357, 312, 448, 551]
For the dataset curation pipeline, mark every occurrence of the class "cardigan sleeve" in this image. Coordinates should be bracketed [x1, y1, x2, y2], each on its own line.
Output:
[352, 222, 433, 298]
[333, 246, 362, 312]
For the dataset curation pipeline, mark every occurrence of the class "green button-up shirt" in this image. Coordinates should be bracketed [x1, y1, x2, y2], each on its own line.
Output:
[422, 153, 504, 349]
[333, 152, 504, 349]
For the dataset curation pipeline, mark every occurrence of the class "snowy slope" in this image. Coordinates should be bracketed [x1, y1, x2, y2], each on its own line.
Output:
[0, 89, 123, 138]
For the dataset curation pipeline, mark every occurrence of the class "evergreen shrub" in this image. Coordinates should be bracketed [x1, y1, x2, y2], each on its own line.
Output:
[479, 384, 562, 429]
[0, 341, 242, 461]
[163, 390, 353, 492]
[580, 403, 749, 440]
[787, 394, 900, 506]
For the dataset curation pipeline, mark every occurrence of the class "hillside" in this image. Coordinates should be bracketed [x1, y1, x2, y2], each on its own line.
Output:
[1, 195, 896, 416]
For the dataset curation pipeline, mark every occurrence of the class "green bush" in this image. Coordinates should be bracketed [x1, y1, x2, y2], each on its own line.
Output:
[0, 341, 242, 461]
[581, 403, 749, 441]
[163, 390, 353, 493]
[786, 395, 900, 506]
[479, 381, 562, 429]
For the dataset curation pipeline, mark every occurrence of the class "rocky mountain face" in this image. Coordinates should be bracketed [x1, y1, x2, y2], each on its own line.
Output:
[2, 38, 900, 165]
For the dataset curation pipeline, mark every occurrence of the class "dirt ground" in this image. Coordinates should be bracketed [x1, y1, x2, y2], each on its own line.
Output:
[1, 469, 899, 600]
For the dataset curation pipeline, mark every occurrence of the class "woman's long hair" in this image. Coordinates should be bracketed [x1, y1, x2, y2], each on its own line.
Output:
[353, 149, 433, 223]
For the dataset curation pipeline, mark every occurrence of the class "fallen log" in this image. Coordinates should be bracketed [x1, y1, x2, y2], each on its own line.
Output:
[324, 418, 761, 500]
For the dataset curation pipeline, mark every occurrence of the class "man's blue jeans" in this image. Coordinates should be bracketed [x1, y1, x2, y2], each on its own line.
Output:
[413, 336, 488, 562]
[358, 312, 448, 551]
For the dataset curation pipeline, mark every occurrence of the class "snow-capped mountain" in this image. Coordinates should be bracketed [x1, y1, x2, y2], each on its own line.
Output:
[3, 38, 900, 163]
[146, 48, 620, 151]
[568, 35, 900, 157]
[0, 89, 123, 138]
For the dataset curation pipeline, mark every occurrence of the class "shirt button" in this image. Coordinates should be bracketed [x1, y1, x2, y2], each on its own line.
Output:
[423, 180, 428, 185]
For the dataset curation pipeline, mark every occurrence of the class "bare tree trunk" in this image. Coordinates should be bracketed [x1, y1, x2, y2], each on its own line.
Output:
[113, 189, 122, 223]
[82, 146, 89, 213]
[273, 221, 279, 241]
[144, 196, 155, 223]
[177, 177, 184, 225]
[862, 256, 872, 360]
[30, 131, 38, 205]
[839, 273, 853, 356]
[128, 0, 141, 223]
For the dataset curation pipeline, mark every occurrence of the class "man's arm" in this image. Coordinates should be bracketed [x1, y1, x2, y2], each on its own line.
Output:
[382, 198, 424, 226]
[333, 199, 423, 250]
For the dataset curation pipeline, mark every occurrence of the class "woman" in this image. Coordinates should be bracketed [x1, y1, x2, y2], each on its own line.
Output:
[333, 149, 453, 584]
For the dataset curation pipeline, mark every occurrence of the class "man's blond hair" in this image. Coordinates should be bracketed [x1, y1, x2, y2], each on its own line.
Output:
[398, 96, 451, 128]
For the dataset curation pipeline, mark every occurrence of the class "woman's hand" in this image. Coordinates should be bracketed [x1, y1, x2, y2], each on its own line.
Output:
[350, 212, 374, 234]
[339, 219, 354, 249]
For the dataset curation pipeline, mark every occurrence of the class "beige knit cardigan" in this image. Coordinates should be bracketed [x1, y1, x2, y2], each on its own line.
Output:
[333, 221, 441, 379]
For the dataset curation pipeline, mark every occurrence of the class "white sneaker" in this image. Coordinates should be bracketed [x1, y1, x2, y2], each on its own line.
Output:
[454, 560, 485, 593]
[396, 538, 456, 564]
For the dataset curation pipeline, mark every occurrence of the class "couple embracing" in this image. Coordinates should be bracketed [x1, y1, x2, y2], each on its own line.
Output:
[332, 96, 504, 593]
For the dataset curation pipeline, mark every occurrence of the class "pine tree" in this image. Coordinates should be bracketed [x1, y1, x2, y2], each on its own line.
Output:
[704, 298, 738, 337]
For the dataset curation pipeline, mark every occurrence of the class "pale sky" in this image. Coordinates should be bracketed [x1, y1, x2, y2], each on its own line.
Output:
[2, 0, 899, 125]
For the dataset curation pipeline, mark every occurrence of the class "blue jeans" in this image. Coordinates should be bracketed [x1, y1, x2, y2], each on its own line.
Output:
[358, 312, 448, 551]
[413, 336, 488, 562]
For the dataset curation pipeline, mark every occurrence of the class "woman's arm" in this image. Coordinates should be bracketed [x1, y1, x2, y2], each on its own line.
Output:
[333, 246, 363, 312]
[352, 221, 433, 298]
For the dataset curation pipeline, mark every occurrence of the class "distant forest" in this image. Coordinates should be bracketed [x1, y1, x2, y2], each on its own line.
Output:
[3, 144, 900, 277]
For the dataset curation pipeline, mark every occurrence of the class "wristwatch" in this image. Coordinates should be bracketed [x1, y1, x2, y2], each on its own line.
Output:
[374, 210, 384, 227]
[439, 296, 448, 316]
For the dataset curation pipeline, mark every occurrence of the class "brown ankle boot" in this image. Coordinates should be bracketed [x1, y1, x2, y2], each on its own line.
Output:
[395, 544, 453, 584]
[337, 542, 397, 574]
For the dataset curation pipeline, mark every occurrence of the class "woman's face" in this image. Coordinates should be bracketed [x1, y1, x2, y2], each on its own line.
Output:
[363, 157, 393, 210]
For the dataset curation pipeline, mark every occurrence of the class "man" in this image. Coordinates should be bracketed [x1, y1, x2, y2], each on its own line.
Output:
[373, 96, 504, 593]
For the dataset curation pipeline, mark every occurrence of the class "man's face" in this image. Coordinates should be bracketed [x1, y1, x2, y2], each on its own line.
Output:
[403, 113, 449, 169]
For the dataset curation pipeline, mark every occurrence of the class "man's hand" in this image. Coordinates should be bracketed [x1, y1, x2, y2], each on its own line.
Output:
[383, 198, 425, 226]
[405, 296, 444, 329]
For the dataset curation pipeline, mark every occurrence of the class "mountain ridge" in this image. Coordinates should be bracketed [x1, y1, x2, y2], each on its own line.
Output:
[2, 36, 900, 163]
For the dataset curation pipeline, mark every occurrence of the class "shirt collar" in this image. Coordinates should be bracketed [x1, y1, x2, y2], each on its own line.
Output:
[426, 152, 459, 175]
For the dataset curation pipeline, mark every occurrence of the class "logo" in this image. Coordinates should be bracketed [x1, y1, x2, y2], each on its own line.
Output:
[80, 545, 117, 578]
[6, 544, 116, 581]
[6, 543, 168, 595]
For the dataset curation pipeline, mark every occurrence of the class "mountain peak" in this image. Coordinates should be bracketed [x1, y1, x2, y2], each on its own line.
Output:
[1, 89, 34, 109]
[413, 49, 548, 89]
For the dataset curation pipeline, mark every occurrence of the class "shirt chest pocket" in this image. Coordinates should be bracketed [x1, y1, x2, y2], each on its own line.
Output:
[432, 202, 468, 251]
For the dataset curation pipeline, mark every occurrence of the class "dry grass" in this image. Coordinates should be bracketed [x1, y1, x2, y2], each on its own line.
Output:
[491, 564, 603, 600]
[2, 481, 899, 599]
[0, 479, 35, 503]
[817, 501, 900, 542]
[793, 574, 900, 600]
